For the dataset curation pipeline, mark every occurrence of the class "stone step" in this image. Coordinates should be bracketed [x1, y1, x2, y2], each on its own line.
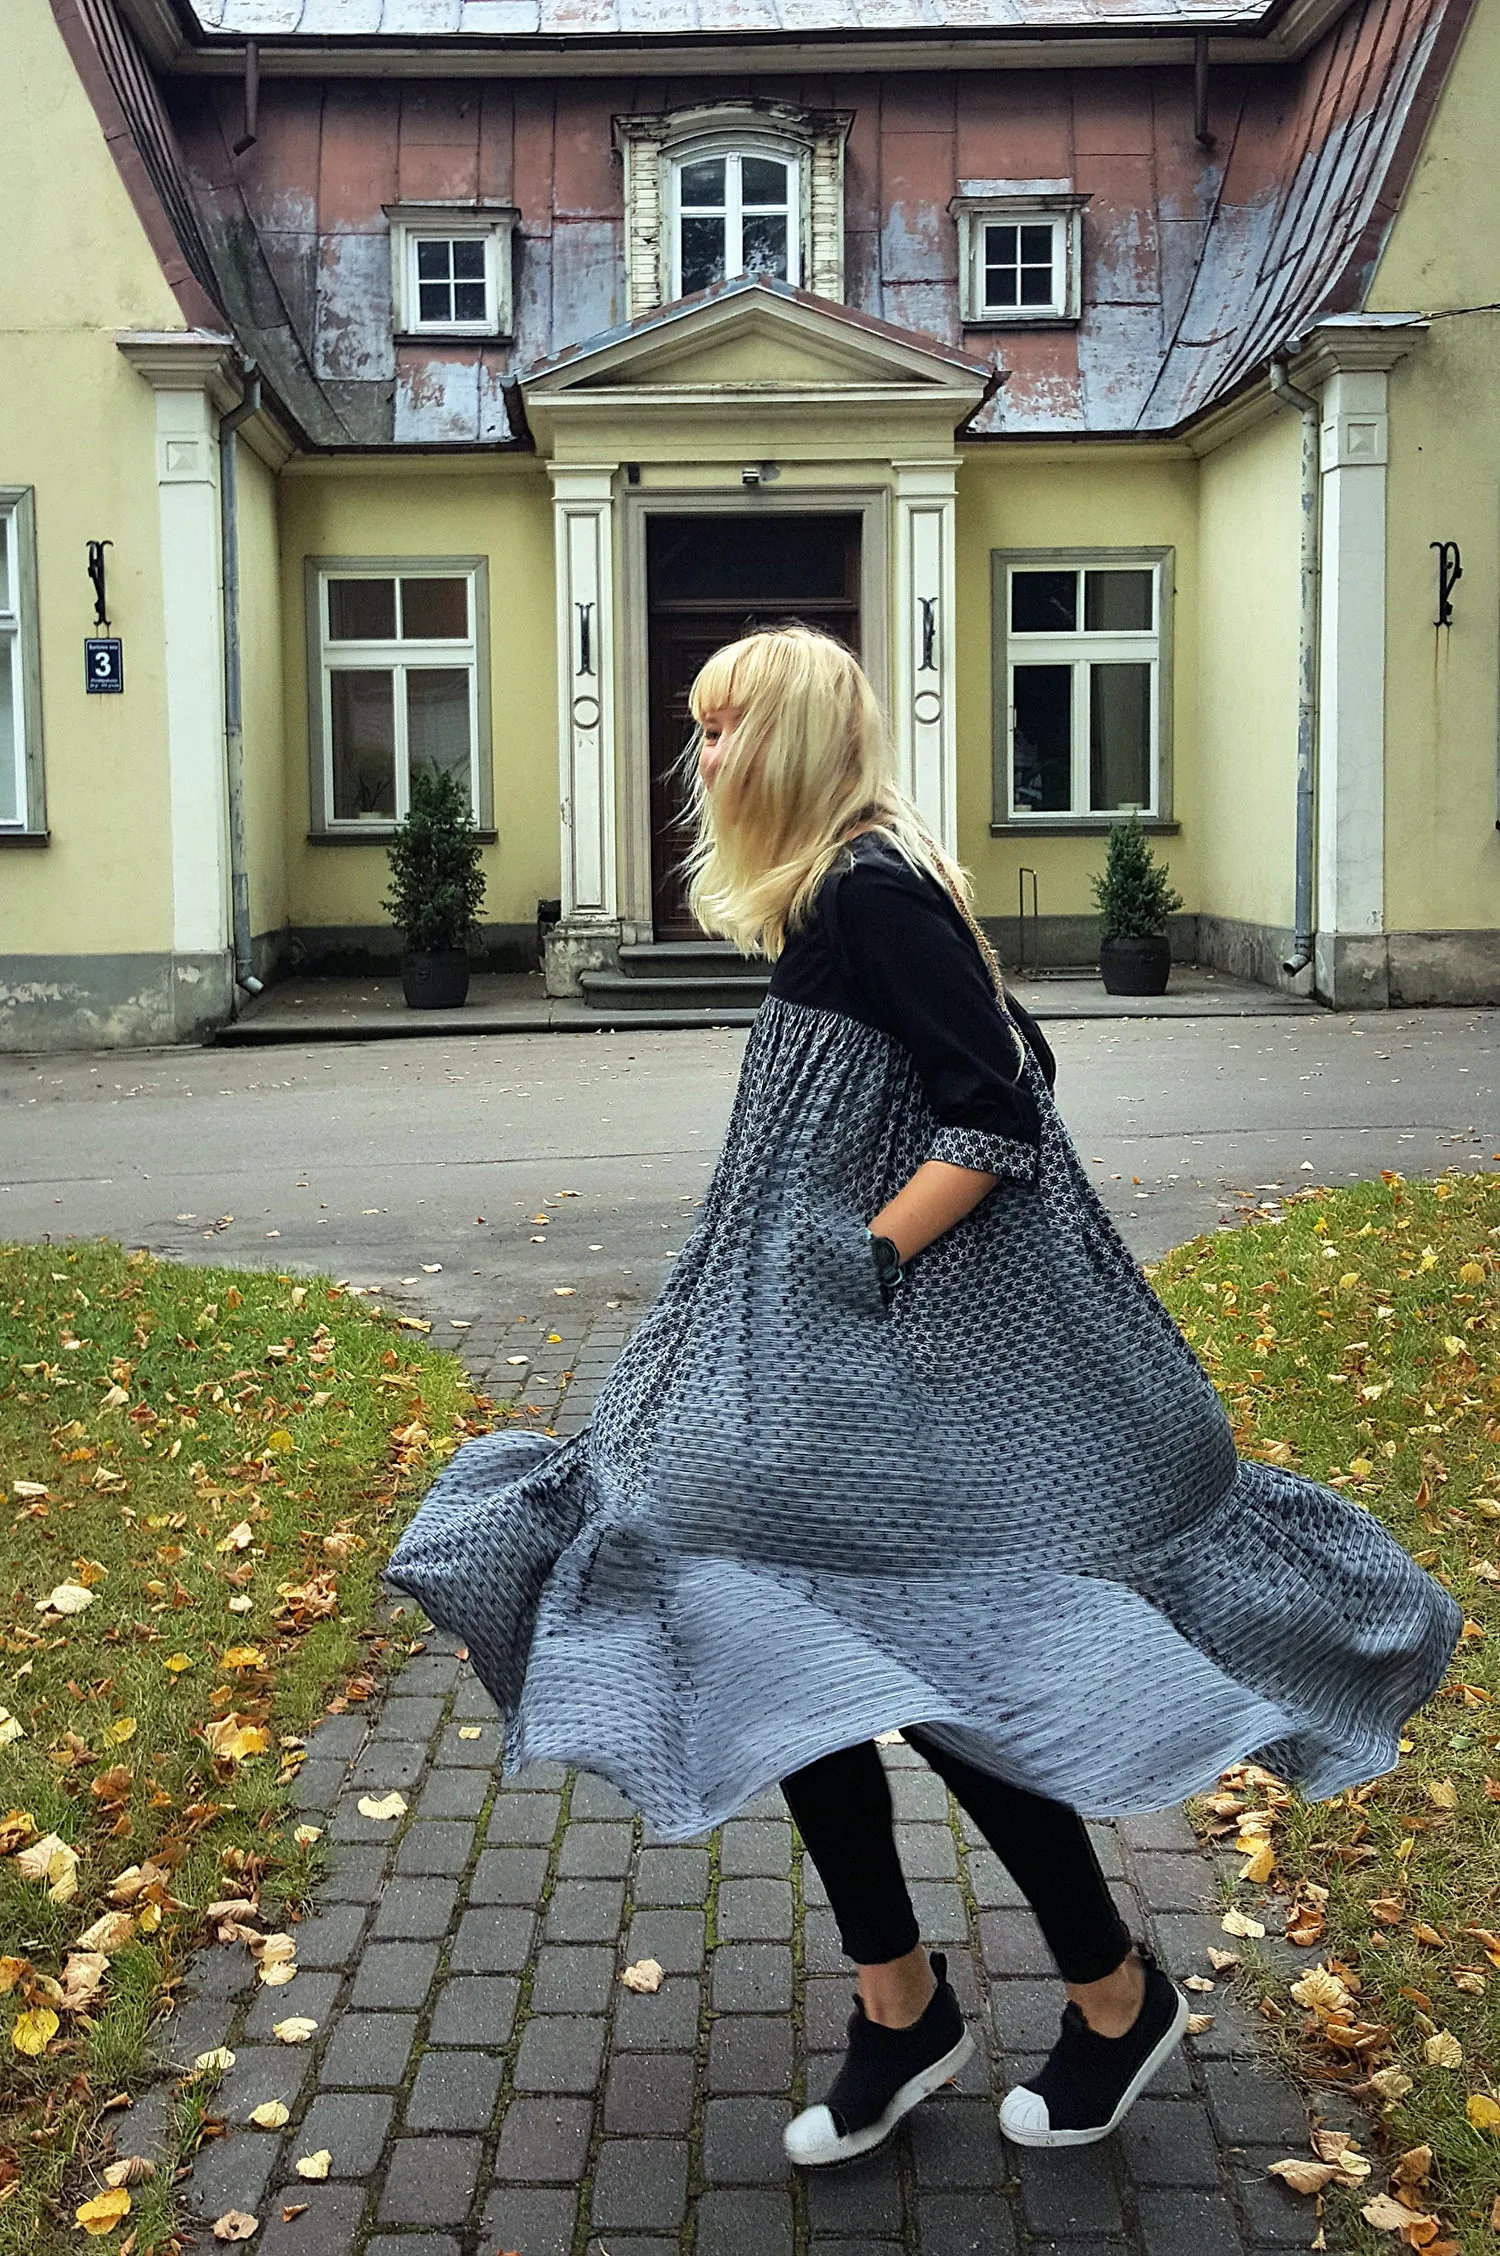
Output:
[578, 969, 769, 1014]
[615, 941, 767, 982]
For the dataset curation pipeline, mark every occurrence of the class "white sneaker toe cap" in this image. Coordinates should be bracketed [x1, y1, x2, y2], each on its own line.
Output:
[783, 2104, 842, 2166]
[998, 2085, 1051, 2142]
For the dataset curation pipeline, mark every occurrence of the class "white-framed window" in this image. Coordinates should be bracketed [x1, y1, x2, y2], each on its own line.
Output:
[305, 558, 492, 836]
[0, 489, 44, 836]
[671, 144, 801, 297]
[615, 104, 849, 319]
[993, 551, 1173, 825]
[954, 191, 1086, 326]
[386, 205, 517, 339]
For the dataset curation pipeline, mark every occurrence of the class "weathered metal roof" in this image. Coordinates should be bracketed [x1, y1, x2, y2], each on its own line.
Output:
[71, 0, 1468, 444]
[189, 0, 1267, 40]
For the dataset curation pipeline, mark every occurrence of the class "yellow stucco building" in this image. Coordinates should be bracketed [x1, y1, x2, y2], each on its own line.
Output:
[1, 0, 1493, 1045]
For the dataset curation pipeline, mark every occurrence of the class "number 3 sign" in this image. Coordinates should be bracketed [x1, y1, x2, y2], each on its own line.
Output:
[85, 638, 124, 694]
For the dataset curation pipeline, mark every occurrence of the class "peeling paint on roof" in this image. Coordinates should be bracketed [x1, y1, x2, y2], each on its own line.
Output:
[198, 0, 1270, 34]
[95, 0, 1465, 445]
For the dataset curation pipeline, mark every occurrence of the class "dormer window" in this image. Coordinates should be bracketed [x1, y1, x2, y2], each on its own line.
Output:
[673, 148, 799, 296]
[616, 103, 850, 320]
[953, 186, 1087, 328]
[386, 204, 517, 340]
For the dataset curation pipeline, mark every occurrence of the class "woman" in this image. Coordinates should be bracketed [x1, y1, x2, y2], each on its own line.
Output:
[388, 626, 1460, 2167]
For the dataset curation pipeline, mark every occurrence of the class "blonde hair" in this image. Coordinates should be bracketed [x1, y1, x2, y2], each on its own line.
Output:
[681, 625, 1008, 1000]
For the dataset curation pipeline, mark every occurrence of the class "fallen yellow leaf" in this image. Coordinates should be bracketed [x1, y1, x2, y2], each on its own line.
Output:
[220, 1647, 266, 1671]
[1220, 1909, 1265, 1940]
[1268, 2159, 1340, 2196]
[11, 2006, 59, 2055]
[1240, 1843, 1275, 1885]
[74, 1912, 135, 1956]
[162, 1654, 193, 1673]
[291, 1825, 322, 1848]
[294, 2153, 331, 2181]
[458, 1727, 482, 1741]
[0, 1711, 24, 1748]
[1428, 1779, 1458, 1810]
[191, 2047, 236, 2075]
[1424, 2029, 1463, 2069]
[75, 2187, 131, 2235]
[103, 1718, 137, 1746]
[248, 2103, 289, 2129]
[1467, 2093, 1500, 2133]
[356, 1793, 407, 1822]
[272, 2017, 317, 2044]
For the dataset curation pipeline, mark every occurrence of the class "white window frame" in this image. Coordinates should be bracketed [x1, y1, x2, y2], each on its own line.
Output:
[0, 489, 45, 838]
[386, 204, 517, 340]
[305, 557, 493, 839]
[614, 103, 850, 319]
[992, 548, 1174, 830]
[953, 189, 1087, 327]
[668, 138, 802, 299]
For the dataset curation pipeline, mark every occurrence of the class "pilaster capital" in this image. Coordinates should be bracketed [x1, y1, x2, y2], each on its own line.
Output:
[1288, 313, 1426, 393]
[117, 331, 242, 411]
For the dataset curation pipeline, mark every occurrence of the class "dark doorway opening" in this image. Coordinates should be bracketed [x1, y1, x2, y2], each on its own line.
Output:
[646, 512, 861, 939]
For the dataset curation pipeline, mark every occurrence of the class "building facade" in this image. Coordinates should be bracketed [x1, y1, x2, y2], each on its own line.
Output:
[0, 0, 1495, 1044]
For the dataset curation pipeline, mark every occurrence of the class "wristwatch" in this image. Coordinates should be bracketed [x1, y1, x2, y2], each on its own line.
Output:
[866, 1229, 904, 1304]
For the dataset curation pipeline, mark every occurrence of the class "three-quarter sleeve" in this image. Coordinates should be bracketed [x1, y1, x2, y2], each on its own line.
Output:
[826, 858, 1044, 1185]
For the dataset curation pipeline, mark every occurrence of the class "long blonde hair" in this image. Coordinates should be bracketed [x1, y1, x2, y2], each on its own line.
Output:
[681, 625, 1008, 1000]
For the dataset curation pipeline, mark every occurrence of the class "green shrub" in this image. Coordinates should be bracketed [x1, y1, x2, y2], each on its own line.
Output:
[383, 767, 487, 953]
[1090, 814, 1184, 939]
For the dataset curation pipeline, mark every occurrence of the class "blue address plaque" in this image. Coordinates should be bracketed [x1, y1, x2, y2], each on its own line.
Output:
[85, 638, 124, 694]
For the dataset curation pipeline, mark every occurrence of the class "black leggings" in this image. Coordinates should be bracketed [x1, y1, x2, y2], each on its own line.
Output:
[781, 1728, 1131, 1986]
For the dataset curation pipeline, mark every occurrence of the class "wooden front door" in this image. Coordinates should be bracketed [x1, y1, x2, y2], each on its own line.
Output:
[646, 514, 861, 939]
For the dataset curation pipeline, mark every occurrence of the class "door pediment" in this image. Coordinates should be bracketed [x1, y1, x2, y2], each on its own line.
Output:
[521, 278, 996, 454]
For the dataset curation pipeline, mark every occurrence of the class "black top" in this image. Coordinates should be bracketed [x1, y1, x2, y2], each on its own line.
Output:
[768, 831, 1055, 1149]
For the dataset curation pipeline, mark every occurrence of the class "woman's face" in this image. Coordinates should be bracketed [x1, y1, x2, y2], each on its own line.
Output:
[697, 705, 740, 793]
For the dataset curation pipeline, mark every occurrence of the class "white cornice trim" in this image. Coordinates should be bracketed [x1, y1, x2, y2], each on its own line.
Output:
[117, 333, 300, 463]
[1289, 313, 1428, 387]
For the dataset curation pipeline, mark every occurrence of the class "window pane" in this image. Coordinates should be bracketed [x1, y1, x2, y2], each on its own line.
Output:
[400, 577, 468, 639]
[1011, 570, 1076, 633]
[680, 214, 726, 293]
[0, 637, 18, 825]
[741, 211, 788, 281]
[1084, 569, 1154, 632]
[680, 158, 725, 208]
[452, 239, 486, 279]
[407, 668, 472, 797]
[418, 280, 452, 323]
[1012, 665, 1073, 813]
[1019, 261, 1055, 306]
[983, 222, 1018, 307]
[1089, 662, 1152, 811]
[330, 669, 397, 819]
[416, 239, 450, 279]
[328, 578, 397, 640]
[453, 281, 487, 322]
[740, 155, 788, 206]
[1019, 223, 1054, 263]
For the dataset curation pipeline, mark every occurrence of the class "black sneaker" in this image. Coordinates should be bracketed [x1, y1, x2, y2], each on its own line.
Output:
[998, 1942, 1189, 2148]
[783, 1951, 974, 2167]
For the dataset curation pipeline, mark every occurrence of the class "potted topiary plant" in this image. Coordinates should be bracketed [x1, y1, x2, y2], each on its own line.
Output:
[1091, 815, 1184, 996]
[383, 767, 487, 1009]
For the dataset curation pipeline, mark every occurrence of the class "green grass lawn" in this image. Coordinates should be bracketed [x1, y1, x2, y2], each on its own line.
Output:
[0, 1242, 483, 2256]
[1152, 1171, 1500, 2256]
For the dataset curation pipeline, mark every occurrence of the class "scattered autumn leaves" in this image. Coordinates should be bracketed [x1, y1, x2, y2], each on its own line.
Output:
[0, 1241, 483, 2256]
[1154, 1171, 1500, 2252]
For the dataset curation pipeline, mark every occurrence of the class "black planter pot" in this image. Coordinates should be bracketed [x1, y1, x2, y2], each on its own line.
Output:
[401, 948, 470, 1009]
[1099, 932, 1172, 996]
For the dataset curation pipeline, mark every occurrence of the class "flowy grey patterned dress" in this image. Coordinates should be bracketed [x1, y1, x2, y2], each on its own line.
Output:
[388, 832, 1460, 1839]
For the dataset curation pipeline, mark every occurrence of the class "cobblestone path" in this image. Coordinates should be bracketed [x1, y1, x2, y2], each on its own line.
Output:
[162, 1308, 1328, 2256]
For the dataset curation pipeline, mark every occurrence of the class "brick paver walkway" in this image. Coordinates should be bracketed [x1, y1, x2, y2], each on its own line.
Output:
[157, 1310, 1332, 2256]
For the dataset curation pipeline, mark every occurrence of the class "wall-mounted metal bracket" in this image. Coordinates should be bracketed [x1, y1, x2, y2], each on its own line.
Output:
[86, 539, 112, 629]
[1431, 538, 1462, 627]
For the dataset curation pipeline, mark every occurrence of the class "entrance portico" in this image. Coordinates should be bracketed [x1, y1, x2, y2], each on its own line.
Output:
[521, 279, 993, 996]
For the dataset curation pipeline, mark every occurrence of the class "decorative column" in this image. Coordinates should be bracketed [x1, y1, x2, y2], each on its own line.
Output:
[1296, 319, 1421, 1008]
[118, 335, 236, 1035]
[547, 464, 619, 997]
[893, 461, 960, 857]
